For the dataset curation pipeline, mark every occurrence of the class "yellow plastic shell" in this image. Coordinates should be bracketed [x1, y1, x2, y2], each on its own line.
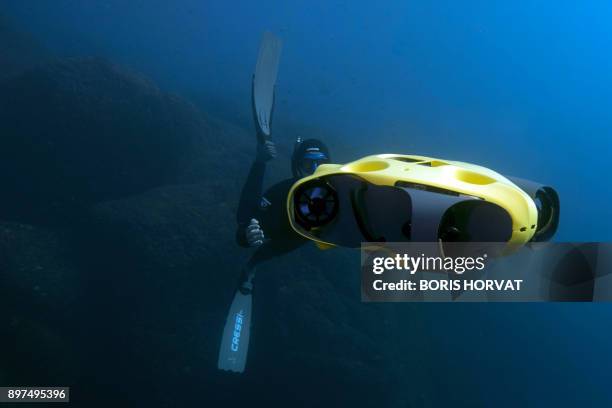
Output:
[286, 154, 538, 250]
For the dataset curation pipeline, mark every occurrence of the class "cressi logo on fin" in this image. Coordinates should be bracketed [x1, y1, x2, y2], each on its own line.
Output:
[231, 310, 245, 352]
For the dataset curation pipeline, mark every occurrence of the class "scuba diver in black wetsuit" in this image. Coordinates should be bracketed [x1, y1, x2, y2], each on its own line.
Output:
[216, 138, 330, 373]
[218, 32, 330, 373]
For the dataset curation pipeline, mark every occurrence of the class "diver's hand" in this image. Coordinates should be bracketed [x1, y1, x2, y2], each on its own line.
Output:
[246, 218, 265, 247]
[256, 140, 277, 163]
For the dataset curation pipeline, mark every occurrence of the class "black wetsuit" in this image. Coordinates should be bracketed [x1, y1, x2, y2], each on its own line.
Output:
[236, 160, 306, 269]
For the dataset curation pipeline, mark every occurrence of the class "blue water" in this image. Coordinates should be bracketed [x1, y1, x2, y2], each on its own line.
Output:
[6, 1, 611, 241]
[2, 1, 612, 407]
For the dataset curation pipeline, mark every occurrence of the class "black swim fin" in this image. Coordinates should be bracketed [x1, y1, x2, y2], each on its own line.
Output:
[252, 31, 282, 141]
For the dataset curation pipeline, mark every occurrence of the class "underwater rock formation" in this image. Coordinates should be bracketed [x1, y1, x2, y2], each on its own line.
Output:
[0, 222, 81, 315]
[91, 183, 244, 272]
[176, 114, 255, 186]
[0, 57, 203, 225]
[0, 222, 80, 387]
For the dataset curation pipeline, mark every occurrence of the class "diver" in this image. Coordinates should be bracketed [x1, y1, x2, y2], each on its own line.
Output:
[218, 32, 330, 373]
[217, 137, 330, 373]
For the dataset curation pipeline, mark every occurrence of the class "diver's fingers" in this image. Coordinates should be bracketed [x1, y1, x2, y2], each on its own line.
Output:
[246, 218, 265, 246]
[248, 230, 265, 246]
[246, 224, 263, 235]
[247, 228, 264, 238]
[247, 227, 264, 240]
[247, 223, 260, 231]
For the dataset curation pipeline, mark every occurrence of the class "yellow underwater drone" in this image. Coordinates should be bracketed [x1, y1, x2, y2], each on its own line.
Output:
[220, 31, 563, 375]
[287, 154, 560, 252]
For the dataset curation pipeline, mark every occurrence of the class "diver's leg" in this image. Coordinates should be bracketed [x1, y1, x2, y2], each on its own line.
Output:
[217, 245, 278, 373]
[233, 244, 281, 294]
[236, 29, 280, 222]
[235, 127, 277, 231]
[236, 161, 266, 226]
[236, 32, 281, 226]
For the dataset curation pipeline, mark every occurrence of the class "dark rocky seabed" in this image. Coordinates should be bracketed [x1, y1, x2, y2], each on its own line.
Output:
[0, 15, 425, 408]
